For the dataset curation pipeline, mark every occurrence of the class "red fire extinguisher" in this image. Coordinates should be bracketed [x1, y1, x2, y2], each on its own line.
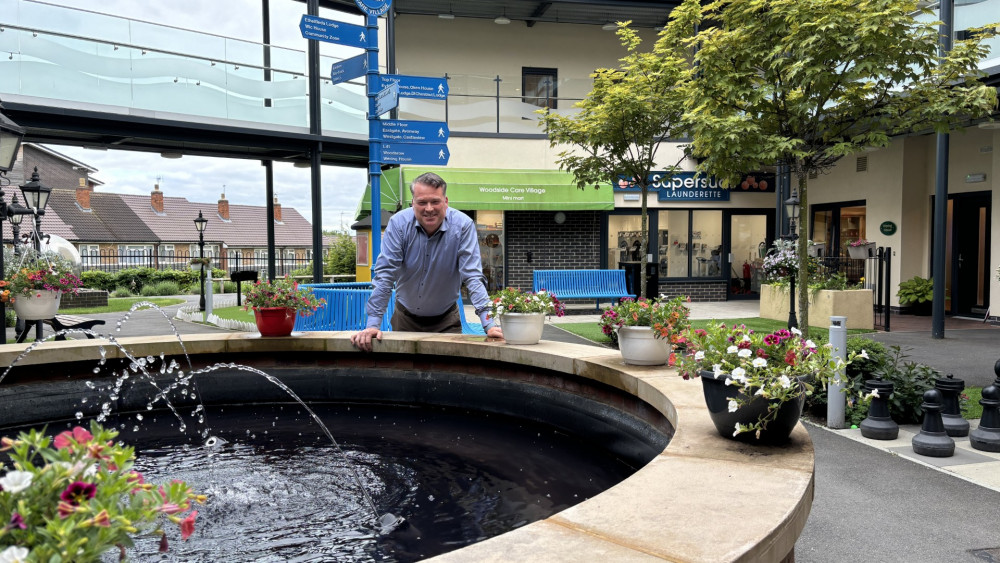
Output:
[742, 261, 752, 292]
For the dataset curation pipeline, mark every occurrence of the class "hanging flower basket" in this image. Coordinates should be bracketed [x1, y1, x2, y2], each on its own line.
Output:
[12, 290, 62, 320]
[847, 242, 875, 259]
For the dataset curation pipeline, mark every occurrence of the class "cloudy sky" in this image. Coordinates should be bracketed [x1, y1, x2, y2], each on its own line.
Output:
[40, 0, 371, 232]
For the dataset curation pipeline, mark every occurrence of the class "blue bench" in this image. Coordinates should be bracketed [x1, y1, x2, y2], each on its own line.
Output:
[293, 284, 484, 335]
[532, 269, 635, 309]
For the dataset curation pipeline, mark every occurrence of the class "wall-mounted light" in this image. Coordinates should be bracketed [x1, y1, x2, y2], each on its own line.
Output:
[160, 151, 183, 159]
[602, 22, 618, 31]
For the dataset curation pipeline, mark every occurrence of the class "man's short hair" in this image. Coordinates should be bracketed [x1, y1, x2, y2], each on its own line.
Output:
[410, 172, 447, 196]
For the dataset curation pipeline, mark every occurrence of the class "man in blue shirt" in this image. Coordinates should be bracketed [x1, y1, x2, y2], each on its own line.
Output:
[351, 172, 503, 351]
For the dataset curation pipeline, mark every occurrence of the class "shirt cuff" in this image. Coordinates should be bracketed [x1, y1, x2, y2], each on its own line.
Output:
[366, 316, 382, 329]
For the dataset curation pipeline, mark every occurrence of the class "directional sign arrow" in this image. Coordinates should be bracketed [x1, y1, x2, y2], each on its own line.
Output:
[299, 15, 367, 48]
[378, 74, 448, 100]
[375, 82, 399, 117]
[379, 142, 450, 165]
[330, 54, 368, 85]
[378, 120, 449, 144]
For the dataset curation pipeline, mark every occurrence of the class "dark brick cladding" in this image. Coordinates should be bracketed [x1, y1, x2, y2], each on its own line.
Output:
[504, 211, 603, 291]
[22, 146, 86, 191]
[499, 211, 727, 303]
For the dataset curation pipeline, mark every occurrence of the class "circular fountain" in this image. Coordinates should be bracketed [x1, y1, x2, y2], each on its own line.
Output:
[0, 331, 814, 561]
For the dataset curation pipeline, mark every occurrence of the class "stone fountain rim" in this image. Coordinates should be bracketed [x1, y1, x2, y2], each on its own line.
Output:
[0, 332, 814, 562]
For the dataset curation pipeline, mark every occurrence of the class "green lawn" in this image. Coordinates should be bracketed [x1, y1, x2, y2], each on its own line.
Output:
[554, 317, 873, 345]
[61, 297, 185, 315]
[212, 306, 255, 322]
[964, 387, 983, 420]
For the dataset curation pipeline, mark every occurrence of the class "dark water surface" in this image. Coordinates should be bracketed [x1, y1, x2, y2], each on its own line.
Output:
[62, 402, 642, 562]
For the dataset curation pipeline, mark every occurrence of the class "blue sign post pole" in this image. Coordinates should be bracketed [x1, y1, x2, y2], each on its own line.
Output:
[366, 12, 383, 271]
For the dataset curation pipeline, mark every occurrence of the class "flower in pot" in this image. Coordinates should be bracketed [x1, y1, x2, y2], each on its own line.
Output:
[243, 276, 326, 336]
[489, 287, 565, 345]
[599, 295, 691, 365]
[896, 275, 933, 315]
[0, 422, 205, 560]
[676, 323, 859, 443]
[0, 254, 83, 320]
[847, 238, 876, 259]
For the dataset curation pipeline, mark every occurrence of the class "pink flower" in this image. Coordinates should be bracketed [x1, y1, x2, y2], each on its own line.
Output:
[180, 510, 198, 540]
[54, 426, 94, 450]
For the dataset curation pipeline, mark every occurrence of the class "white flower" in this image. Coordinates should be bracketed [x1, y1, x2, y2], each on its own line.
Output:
[713, 364, 724, 377]
[694, 351, 705, 361]
[737, 348, 752, 358]
[754, 387, 765, 396]
[731, 367, 746, 382]
[779, 375, 792, 389]
[733, 422, 743, 437]
[0, 470, 33, 494]
[728, 400, 739, 413]
[726, 345, 738, 354]
[791, 327, 802, 336]
[751, 357, 767, 368]
[0, 546, 30, 563]
[742, 334, 751, 342]
[858, 349, 870, 360]
[805, 340, 816, 349]
[868, 388, 880, 399]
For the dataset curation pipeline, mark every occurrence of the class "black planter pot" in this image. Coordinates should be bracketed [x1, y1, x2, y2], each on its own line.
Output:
[699, 370, 806, 445]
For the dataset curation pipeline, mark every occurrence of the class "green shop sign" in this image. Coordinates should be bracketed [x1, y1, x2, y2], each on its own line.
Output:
[879, 221, 897, 236]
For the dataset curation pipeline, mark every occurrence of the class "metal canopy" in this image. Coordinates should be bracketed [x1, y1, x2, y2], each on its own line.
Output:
[313, 0, 681, 29]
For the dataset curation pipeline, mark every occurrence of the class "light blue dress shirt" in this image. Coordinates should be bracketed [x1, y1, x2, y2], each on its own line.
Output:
[366, 206, 493, 329]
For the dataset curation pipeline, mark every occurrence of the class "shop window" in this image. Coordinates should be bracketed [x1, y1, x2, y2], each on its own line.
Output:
[522, 67, 557, 109]
[608, 214, 645, 271]
[811, 201, 866, 257]
[656, 211, 689, 277]
[691, 210, 723, 278]
[475, 210, 504, 292]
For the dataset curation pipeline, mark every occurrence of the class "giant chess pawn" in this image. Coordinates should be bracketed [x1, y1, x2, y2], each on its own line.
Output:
[912, 389, 955, 457]
[860, 378, 898, 440]
[970, 360, 1000, 452]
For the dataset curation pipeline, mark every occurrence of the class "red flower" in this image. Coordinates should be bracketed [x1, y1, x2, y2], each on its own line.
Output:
[180, 510, 198, 540]
[60, 481, 97, 506]
[784, 349, 797, 366]
[54, 426, 94, 450]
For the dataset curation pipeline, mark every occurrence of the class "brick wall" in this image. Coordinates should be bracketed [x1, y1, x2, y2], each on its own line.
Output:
[61, 289, 109, 309]
[659, 281, 727, 302]
[22, 146, 84, 191]
[504, 211, 603, 291]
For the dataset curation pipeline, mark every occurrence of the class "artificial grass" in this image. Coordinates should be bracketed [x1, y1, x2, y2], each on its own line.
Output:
[211, 306, 256, 322]
[963, 387, 983, 420]
[554, 317, 873, 345]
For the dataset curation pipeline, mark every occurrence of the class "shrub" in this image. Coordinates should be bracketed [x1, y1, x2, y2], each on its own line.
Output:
[139, 285, 159, 297]
[80, 270, 115, 292]
[897, 276, 933, 306]
[153, 281, 181, 296]
[844, 345, 939, 424]
[807, 337, 888, 414]
[111, 286, 134, 298]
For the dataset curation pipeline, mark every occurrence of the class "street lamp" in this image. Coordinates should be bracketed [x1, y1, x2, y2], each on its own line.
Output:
[0, 102, 25, 344]
[18, 167, 53, 341]
[194, 210, 208, 312]
[784, 188, 801, 329]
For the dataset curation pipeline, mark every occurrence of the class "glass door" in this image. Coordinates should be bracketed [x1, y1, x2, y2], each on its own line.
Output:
[726, 211, 773, 299]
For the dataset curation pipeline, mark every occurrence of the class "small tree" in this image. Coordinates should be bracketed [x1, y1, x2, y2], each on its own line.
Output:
[325, 233, 357, 276]
[539, 13, 698, 297]
[681, 0, 997, 334]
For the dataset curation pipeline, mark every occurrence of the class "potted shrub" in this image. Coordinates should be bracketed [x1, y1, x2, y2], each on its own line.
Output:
[243, 276, 325, 337]
[598, 295, 691, 365]
[676, 323, 861, 444]
[896, 275, 933, 315]
[489, 287, 565, 345]
[0, 254, 83, 320]
[847, 238, 876, 259]
[0, 422, 204, 560]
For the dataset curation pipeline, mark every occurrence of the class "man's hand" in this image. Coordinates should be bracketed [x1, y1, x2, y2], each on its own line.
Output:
[486, 325, 503, 339]
[351, 326, 382, 352]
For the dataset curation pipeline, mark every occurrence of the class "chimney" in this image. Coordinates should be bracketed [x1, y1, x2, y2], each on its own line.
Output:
[218, 192, 230, 220]
[76, 177, 91, 210]
[151, 184, 164, 213]
[273, 197, 282, 222]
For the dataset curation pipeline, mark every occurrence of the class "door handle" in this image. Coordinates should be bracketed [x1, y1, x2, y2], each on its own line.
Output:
[958, 254, 963, 268]
[728, 253, 733, 263]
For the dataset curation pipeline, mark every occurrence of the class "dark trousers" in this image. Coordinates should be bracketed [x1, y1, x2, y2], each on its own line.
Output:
[391, 302, 462, 333]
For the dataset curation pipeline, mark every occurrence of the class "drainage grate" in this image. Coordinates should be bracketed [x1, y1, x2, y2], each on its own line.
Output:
[970, 547, 1000, 562]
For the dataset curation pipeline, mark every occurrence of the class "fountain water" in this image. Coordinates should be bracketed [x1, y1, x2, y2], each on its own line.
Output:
[0, 304, 667, 560]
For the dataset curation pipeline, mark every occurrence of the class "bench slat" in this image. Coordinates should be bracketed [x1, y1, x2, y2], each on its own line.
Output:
[532, 269, 635, 309]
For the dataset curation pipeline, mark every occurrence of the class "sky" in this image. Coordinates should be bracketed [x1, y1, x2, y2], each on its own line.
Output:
[39, 0, 372, 232]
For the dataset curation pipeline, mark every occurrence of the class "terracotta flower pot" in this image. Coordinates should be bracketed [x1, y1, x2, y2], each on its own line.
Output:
[253, 307, 296, 337]
[12, 290, 62, 320]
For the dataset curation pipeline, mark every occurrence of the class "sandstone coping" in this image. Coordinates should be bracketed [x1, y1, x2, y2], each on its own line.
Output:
[0, 332, 813, 562]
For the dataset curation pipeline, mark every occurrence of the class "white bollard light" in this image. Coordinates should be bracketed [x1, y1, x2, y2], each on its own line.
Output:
[827, 316, 847, 429]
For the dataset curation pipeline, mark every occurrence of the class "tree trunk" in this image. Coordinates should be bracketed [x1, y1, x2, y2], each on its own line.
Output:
[796, 170, 810, 337]
[640, 184, 649, 299]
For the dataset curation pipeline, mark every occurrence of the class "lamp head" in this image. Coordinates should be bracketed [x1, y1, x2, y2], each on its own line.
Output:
[194, 209, 208, 233]
[0, 101, 25, 173]
[19, 167, 52, 211]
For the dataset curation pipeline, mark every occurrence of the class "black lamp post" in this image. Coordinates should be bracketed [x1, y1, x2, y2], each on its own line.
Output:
[784, 188, 801, 329]
[194, 210, 208, 312]
[0, 104, 25, 344]
[19, 167, 53, 341]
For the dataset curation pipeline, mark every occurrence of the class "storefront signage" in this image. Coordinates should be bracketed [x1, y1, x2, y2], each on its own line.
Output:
[614, 172, 730, 201]
[880, 221, 897, 236]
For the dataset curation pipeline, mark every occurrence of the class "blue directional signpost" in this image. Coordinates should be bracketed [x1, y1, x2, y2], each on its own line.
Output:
[302, 0, 449, 266]
[330, 53, 367, 85]
[299, 15, 368, 49]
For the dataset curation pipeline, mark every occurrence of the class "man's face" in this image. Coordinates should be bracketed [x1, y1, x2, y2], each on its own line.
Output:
[411, 182, 448, 235]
